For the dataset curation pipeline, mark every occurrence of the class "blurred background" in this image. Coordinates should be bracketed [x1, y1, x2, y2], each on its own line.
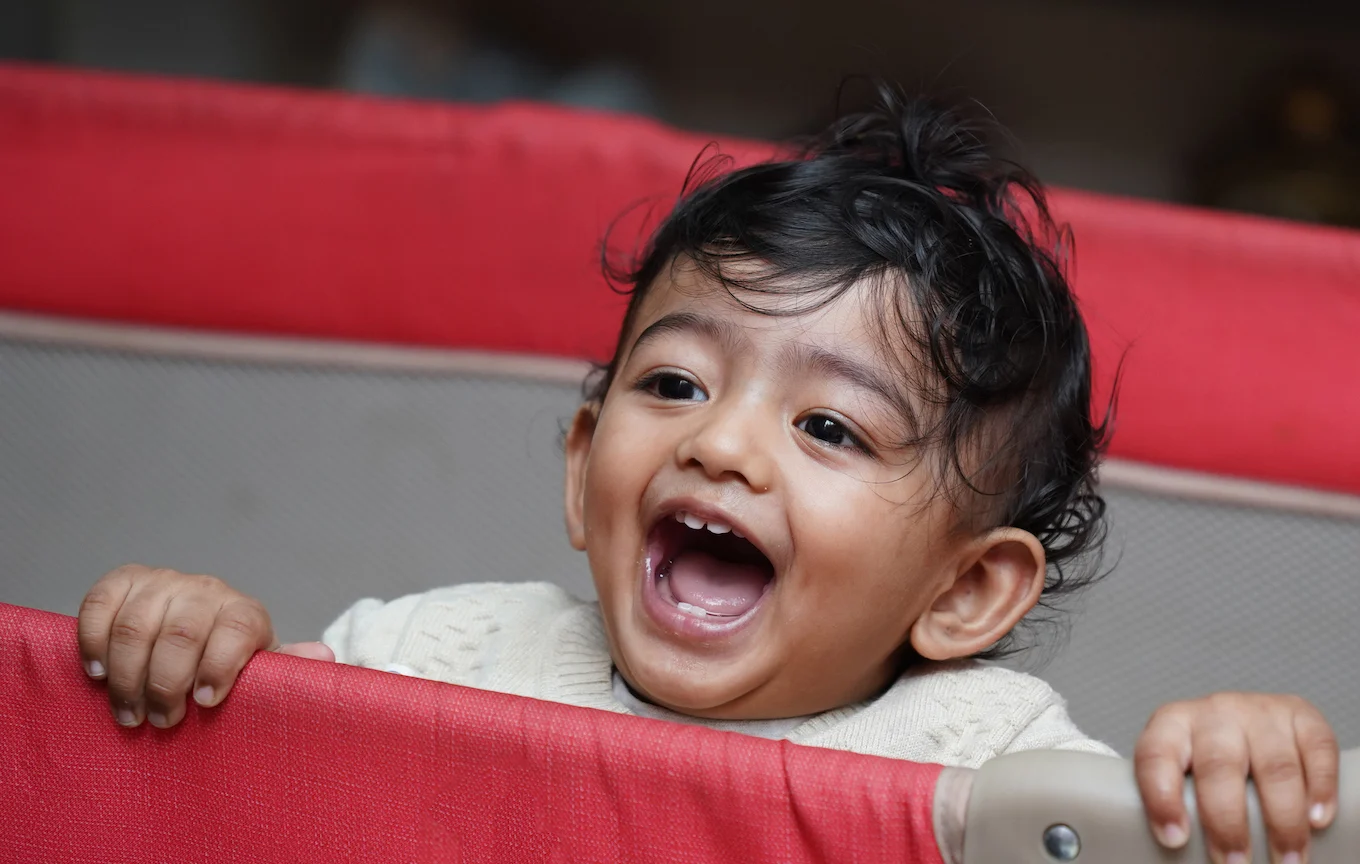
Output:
[1, 0, 1358, 226]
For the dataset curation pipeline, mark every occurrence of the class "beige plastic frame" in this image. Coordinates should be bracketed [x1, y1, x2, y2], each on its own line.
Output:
[964, 749, 1360, 863]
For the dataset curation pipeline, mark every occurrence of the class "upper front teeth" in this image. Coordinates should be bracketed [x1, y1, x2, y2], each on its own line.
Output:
[676, 511, 733, 535]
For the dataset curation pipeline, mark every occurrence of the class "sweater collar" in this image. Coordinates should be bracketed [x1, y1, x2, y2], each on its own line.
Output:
[544, 603, 870, 739]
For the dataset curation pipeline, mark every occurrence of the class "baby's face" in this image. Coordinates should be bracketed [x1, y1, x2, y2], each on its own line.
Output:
[564, 264, 982, 719]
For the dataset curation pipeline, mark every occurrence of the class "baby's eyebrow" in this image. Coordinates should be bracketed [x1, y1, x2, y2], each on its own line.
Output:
[782, 344, 919, 434]
[628, 311, 748, 356]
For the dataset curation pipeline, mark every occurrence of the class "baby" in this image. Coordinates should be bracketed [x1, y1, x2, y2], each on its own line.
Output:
[77, 86, 1337, 863]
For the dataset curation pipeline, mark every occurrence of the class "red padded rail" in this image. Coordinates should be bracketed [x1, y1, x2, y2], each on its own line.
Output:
[0, 603, 943, 863]
[1, 64, 1358, 495]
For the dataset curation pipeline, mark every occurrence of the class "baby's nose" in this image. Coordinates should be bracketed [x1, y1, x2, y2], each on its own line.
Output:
[675, 401, 775, 493]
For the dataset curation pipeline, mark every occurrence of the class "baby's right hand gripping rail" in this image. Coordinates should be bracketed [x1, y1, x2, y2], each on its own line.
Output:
[962, 749, 1360, 864]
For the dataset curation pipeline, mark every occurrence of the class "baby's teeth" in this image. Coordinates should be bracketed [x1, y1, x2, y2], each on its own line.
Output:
[673, 510, 739, 538]
[675, 602, 710, 618]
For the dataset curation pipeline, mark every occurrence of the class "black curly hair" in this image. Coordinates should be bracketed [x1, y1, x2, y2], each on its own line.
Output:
[588, 83, 1114, 661]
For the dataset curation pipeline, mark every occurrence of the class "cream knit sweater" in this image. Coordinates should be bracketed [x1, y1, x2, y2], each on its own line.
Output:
[322, 581, 1117, 767]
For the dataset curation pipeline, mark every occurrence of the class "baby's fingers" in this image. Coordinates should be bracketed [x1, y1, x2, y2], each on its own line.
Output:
[76, 566, 137, 681]
[277, 642, 335, 662]
[1247, 728, 1309, 864]
[1134, 706, 1193, 848]
[1294, 707, 1340, 831]
[191, 598, 274, 709]
[103, 581, 173, 727]
[143, 590, 219, 728]
[1192, 719, 1252, 864]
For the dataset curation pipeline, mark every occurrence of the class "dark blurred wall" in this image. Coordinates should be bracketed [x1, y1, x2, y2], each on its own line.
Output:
[0, 0, 54, 60]
[57, 0, 267, 79]
[1, 0, 1357, 214]
[476, 0, 1359, 204]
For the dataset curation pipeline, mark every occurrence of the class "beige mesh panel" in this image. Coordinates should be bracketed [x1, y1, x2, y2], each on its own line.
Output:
[1041, 489, 1360, 753]
[0, 336, 595, 636]
[2, 329, 1356, 755]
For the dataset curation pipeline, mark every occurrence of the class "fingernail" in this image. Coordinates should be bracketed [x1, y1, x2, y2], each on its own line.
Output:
[85, 659, 105, 678]
[1310, 801, 1328, 825]
[147, 711, 168, 729]
[193, 686, 214, 706]
[1281, 852, 1301, 864]
[116, 706, 138, 727]
[1157, 822, 1189, 848]
[1226, 852, 1248, 864]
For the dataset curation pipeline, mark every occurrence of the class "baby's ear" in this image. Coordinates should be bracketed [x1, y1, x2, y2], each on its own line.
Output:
[909, 529, 1046, 661]
[563, 404, 599, 552]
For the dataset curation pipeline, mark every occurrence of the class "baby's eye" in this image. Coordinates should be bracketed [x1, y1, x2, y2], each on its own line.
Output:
[797, 414, 867, 452]
[644, 373, 708, 402]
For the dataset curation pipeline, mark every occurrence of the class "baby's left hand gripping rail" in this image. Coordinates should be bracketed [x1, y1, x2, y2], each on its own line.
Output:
[1, 602, 1355, 863]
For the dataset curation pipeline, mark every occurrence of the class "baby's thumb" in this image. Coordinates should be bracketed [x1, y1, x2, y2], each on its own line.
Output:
[276, 642, 336, 662]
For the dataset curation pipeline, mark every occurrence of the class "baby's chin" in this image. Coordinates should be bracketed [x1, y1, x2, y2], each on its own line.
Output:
[614, 628, 902, 720]
[615, 649, 784, 720]
[620, 652, 865, 722]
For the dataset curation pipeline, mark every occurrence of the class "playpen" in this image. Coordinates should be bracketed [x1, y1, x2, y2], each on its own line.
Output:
[1, 64, 1358, 862]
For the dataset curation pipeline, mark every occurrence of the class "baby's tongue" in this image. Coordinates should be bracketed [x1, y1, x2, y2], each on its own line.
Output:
[668, 549, 768, 616]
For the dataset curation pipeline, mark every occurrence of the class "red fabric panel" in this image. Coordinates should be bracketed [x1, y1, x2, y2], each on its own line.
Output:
[0, 63, 774, 362]
[0, 603, 944, 863]
[1061, 189, 1360, 496]
[1, 64, 1358, 495]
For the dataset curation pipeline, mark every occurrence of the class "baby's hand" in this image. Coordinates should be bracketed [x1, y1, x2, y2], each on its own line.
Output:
[1134, 693, 1338, 864]
[77, 565, 333, 728]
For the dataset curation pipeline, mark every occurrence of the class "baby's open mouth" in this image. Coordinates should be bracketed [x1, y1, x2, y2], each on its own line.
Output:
[647, 511, 775, 620]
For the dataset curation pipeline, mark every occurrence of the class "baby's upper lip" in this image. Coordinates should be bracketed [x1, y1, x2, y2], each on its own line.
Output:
[650, 496, 783, 572]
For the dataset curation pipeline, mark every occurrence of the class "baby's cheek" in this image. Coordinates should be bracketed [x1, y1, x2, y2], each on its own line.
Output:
[778, 601, 906, 707]
[581, 451, 636, 531]
[795, 536, 941, 656]
[593, 405, 659, 465]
